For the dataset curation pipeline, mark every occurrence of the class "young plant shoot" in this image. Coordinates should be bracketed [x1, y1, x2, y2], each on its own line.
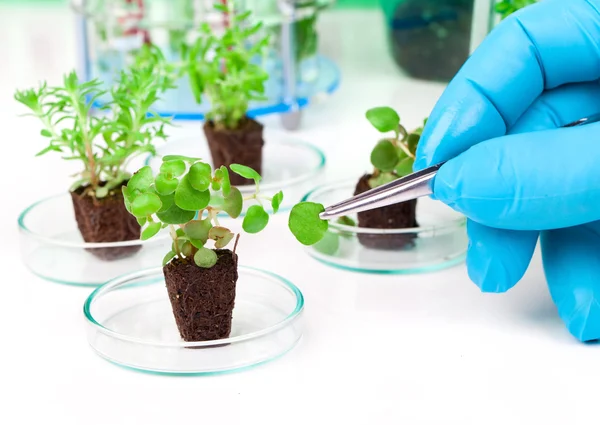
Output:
[289, 107, 426, 252]
[123, 159, 283, 342]
[182, 1, 270, 185]
[14, 66, 170, 260]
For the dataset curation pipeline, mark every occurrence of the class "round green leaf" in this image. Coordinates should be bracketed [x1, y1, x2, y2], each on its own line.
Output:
[242, 205, 269, 234]
[155, 173, 178, 195]
[160, 159, 186, 177]
[137, 216, 147, 226]
[174, 175, 210, 211]
[131, 192, 162, 217]
[141, 221, 161, 240]
[370, 140, 399, 172]
[230, 164, 261, 182]
[128, 166, 154, 192]
[208, 226, 235, 248]
[194, 247, 218, 268]
[271, 191, 284, 214]
[394, 157, 415, 177]
[156, 202, 196, 224]
[223, 187, 243, 218]
[219, 166, 231, 196]
[181, 241, 194, 258]
[288, 202, 328, 246]
[368, 172, 398, 189]
[183, 219, 213, 243]
[406, 133, 420, 154]
[162, 250, 176, 266]
[157, 193, 174, 212]
[365, 107, 400, 133]
[163, 154, 200, 163]
[188, 162, 212, 192]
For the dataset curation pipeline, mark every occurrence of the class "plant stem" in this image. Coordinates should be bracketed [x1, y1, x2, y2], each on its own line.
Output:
[169, 225, 182, 259]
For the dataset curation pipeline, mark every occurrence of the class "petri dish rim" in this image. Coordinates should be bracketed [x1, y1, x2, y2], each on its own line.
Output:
[17, 193, 169, 249]
[83, 265, 305, 348]
[302, 180, 467, 235]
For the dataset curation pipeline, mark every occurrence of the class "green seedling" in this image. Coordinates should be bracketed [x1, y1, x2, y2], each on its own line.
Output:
[365, 106, 426, 189]
[182, 2, 270, 130]
[494, 0, 537, 20]
[124, 159, 283, 268]
[14, 66, 171, 197]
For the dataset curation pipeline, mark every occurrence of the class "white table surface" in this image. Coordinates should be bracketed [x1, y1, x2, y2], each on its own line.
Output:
[1, 4, 598, 425]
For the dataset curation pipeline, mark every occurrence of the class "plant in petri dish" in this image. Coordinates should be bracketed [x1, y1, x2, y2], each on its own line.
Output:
[353, 106, 427, 250]
[180, 1, 271, 186]
[123, 159, 283, 342]
[14, 62, 172, 261]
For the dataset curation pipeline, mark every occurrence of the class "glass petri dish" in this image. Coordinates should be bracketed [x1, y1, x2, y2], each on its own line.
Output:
[18, 193, 171, 286]
[145, 130, 326, 214]
[83, 266, 304, 375]
[302, 180, 468, 273]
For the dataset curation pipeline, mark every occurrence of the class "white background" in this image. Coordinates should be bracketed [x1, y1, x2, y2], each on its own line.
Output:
[1, 3, 598, 425]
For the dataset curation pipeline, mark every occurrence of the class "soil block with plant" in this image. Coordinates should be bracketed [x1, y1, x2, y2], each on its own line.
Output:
[15, 64, 171, 260]
[124, 157, 284, 342]
[355, 106, 425, 250]
[181, 3, 271, 186]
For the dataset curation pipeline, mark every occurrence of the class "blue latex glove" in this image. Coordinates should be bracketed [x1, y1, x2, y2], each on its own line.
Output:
[414, 0, 600, 342]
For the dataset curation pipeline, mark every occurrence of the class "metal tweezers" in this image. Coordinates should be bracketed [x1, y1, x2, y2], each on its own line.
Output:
[320, 113, 600, 220]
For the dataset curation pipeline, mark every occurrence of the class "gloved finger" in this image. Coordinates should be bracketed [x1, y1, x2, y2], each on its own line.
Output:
[433, 121, 600, 230]
[509, 81, 600, 134]
[414, 0, 600, 170]
[541, 221, 600, 342]
[466, 220, 538, 293]
[462, 82, 600, 292]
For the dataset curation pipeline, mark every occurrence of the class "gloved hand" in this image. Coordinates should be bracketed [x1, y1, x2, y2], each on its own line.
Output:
[414, 0, 600, 342]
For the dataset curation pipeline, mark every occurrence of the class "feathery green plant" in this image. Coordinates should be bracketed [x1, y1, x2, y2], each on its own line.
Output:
[14, 66, 171, 198]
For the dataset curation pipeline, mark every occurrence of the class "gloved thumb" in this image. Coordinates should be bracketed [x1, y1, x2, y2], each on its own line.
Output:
[432, 122, 600, 231]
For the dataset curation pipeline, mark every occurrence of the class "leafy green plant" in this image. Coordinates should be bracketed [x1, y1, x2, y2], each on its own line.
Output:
[365, 106, 426, 188]
[494, 0, 537, 20]
[124, 159, 283, 268]
[181, 2, 270, 130]
[14, 66, 171, 197]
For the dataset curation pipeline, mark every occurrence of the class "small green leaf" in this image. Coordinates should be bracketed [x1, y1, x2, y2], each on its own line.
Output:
[156, 202, 196, 224]
[157, 193, 174, 212]
[230, 164, 261, 183]
[131, 193, 162, 217]
[313, 231, 340, 255]
[188, 162, 212, 192]
[370, 140, 399, 172]
[407, 133, 420, 154]
[194, 247, 218, 268]
[242, 205, 269, 234]
[137, 216, 147, 226]
[160, 159, 186, 177]
[41, 129, 52, 137]
[155, 173, 178, 195]
[394, 157, 415, 177]
[162, 250, 176, 266]
[271, 191, 284, 214]
[366, 106, 400, 133]
[181, 241, 194, 258]
[288, 202, 329, 246]
[220, 166, 231, 196]
[208, 226, 234, 249]
[189, 238, 206, 249]
[223, 187, 243, 218]
[337, 216, 356, 227]
[128, 166, 154, 192]
[141, 222, 161, 240]
[368, 172, 398, 188]
[183, 219, 213, 243]
[174, 175, 210, 211]
[176, 228, 185, 237]
[122, 186, 133, 212]
[163, 154, 200, 163]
